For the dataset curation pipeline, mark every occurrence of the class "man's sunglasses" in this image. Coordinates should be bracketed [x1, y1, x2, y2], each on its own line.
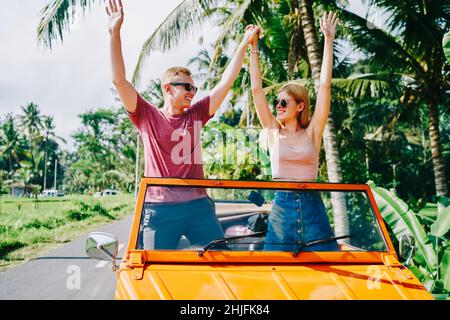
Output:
[169, 82, 198, 93]
[273, 98, 289, 108]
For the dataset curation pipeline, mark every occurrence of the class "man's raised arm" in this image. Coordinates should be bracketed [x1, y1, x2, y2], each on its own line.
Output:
[107, 0, 137, 113]
[209, 26, 259, 117]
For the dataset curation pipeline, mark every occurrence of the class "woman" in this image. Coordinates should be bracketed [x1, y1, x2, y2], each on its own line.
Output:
[247, 12, 340, 252]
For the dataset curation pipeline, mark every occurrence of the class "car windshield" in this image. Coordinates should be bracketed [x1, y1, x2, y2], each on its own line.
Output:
[135, 184, 388, 253]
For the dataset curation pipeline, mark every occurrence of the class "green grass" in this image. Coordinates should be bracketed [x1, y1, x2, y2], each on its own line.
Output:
[0, 194, 134, 272]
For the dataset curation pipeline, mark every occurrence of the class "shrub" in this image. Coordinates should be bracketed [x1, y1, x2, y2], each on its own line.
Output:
[0, 240, 26, 259]
[21, 218, 66, 230]
[66, 201, 115, 221]
[67, 209, 92, 221]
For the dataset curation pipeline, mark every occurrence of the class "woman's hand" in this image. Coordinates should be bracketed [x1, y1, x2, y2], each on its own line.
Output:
[106, 0, 124, 36]
[249, 26, 262, 49]
[243, 24, 261, 48]
[319, 11, 339, 40]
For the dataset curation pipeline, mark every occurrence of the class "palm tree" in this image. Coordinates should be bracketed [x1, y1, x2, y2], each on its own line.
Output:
[0, 114, 20, 178]
[188, 47, 230, 90]
[15, 161, 34, 195]
[188, 49, 214, 84]
[341, 0, 449, 212]
[142, 79, 164, 108]
[42, 116, 66, 190]
[19, 102, 44, 183]
[20, 102, 43, 139]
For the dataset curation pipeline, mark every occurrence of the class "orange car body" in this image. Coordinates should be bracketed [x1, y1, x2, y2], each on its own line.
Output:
[113, 178, 433, 300]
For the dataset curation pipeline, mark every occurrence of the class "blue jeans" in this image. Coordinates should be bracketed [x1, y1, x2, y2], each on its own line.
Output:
[139, 197, 224, 250]
[264, 191, 338, 252]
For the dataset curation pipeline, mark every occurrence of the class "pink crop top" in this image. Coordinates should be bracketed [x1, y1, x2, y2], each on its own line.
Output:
[268, 128, 319, 181]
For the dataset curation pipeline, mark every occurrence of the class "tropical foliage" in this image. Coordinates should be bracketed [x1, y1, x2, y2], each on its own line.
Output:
[341, 0, 450, 213]
[63, 107, 137, 194]
[0, 104, 65, 195]
[370, 182, 450, 298]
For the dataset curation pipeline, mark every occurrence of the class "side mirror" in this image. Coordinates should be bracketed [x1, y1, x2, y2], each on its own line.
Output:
[399, 234, 415, 265]
[86, 232, 119, 271]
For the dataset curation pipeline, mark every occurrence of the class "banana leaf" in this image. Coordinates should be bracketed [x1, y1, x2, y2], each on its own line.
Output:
[417, 203, 438, 221]
[368, 182, 438, 275]
[441, 250, 450, 292]
[437, 196, 450, 207]
[430, 205, 450, 238]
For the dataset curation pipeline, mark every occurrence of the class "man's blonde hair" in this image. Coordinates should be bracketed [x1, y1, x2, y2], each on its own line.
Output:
[162, 67, 192, 85]
[279, 81, 311, 128]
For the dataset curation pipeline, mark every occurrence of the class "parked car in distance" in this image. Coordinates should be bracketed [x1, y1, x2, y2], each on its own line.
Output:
[86, 178, 434, 300]
[93, 189, 120, 197]
[40, 189, 64, 197]
[102, 189, 119, 196]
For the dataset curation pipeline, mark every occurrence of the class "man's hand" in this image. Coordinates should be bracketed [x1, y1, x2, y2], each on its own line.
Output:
[209, 25, 260, 117]
[107, 0, 137, 113]
[319, 11, 339, 40]
[242, 25, 261, 49]
[106, 0, 124, 36]
[246, 25, 261, 50]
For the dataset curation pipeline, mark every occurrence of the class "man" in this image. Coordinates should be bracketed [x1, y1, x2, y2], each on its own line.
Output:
[106, 0, 258, 249]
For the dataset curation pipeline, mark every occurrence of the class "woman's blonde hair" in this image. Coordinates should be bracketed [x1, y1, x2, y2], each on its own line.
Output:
[279, 81, 310, 128]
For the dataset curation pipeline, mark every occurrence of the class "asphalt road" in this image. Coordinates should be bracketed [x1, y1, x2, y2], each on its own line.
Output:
[0, 202, 266, 300]
[0, 215, 133, 300]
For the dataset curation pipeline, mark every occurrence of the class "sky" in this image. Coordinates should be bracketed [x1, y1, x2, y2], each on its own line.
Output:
[0, 0, 221, 150]
[0, 0, 369, 151]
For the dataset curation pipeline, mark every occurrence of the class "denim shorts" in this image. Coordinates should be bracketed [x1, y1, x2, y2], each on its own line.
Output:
[263, 191, 338, 252]
[138, 197, 224, 250]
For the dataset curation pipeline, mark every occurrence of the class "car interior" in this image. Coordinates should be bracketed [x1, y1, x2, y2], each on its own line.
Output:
[136, 185, 387, 253]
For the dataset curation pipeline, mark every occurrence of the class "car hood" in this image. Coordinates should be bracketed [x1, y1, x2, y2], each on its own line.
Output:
[115, 264, 433, 300]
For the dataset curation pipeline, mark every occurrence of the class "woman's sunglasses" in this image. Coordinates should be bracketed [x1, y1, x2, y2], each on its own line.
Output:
[273, 98, 289, 108]
[169, 82, 198, 94]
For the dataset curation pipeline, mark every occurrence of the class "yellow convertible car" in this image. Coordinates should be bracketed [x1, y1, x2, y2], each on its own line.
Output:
[86, 178, 433, 300]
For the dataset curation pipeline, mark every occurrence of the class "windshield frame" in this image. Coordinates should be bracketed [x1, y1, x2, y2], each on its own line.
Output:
[123, 178, 396, 264]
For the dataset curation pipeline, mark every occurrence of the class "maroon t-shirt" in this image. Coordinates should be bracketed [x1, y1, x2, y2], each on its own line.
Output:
[127, 94, 212, 202]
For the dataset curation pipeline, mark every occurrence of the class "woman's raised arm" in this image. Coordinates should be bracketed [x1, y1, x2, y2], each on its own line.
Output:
[308, 12, 339, 147]
[248, 26, 279, 129]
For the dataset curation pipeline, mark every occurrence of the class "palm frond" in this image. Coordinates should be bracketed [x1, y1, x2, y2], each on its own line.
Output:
[131, 0, 219, 86]
[187, 49, 212, 70]
[207, 0, 254, 77]
[332, 73, 402, 99]
[215, 0, 253, 46]
[341, 8, 426, 78]
[37, 0, 104, 49]
[366, 0, 447, 62]
[259, 2, 291, 81]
